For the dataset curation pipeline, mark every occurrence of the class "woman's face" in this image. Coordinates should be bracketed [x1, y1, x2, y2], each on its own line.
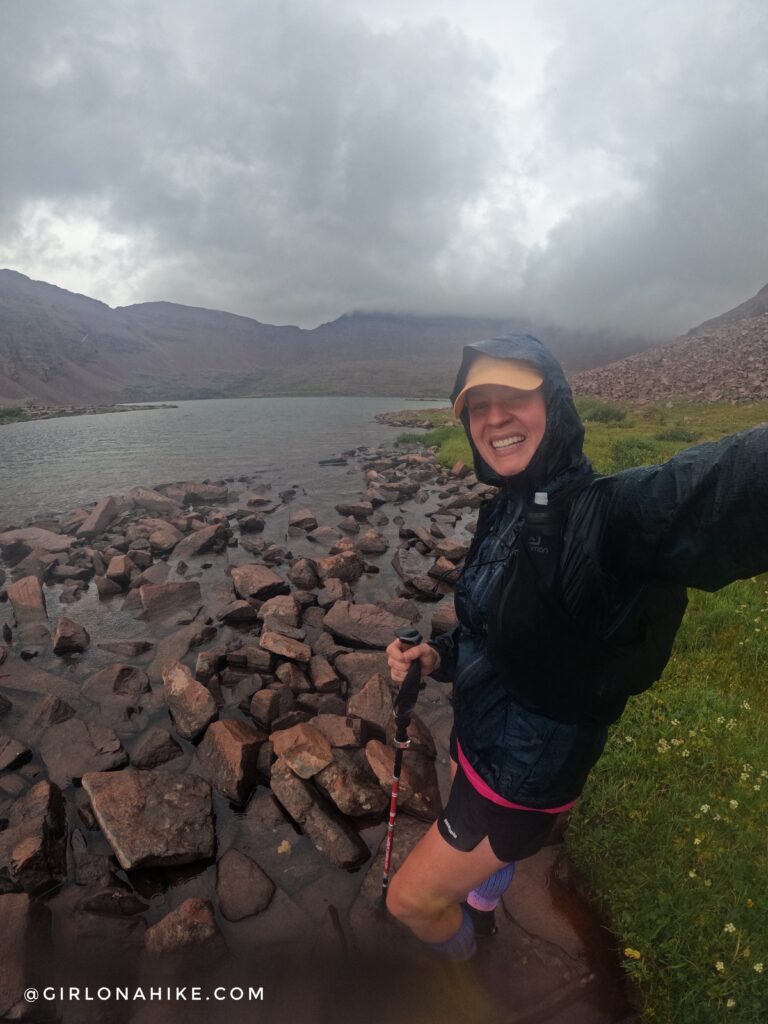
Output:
[466, 383, 547, 477]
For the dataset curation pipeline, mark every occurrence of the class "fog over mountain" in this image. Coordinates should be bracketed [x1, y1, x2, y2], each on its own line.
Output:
[1, 1, 766, 338]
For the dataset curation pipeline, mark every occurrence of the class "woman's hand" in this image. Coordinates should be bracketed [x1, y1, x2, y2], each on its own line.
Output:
[386, 639, 441, 685]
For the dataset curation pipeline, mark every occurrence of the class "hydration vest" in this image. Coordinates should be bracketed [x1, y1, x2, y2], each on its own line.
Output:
[485, 476, 689, 725]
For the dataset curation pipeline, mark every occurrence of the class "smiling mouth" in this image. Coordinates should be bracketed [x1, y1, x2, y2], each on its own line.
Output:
[491, 435, 525, 450]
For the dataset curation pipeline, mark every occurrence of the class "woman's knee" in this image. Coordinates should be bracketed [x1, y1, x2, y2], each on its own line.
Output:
[385, 869, 447, 925]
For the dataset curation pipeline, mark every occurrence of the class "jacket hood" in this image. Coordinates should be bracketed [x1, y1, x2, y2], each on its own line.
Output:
[450, 332, 590, 492]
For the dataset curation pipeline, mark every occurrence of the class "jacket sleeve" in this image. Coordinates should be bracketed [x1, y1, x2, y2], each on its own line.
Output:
[427, 625, 461, 682]
[599, 425, 768, 591]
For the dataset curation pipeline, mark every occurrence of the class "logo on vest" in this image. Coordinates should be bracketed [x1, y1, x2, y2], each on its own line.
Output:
[527, 535, 549, 555]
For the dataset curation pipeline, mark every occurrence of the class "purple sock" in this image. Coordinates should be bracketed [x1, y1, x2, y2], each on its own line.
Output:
[466, 863, 516, 913]
[426, 904, 477, 961]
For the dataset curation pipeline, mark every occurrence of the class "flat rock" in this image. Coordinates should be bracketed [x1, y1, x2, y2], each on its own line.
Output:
[269, 723, 333, 779]
[260, 630, 311, 663]
[334, 501, 373, 520]
[148, 522, 184, 553]
[98, 639, 154, 657]
[129, 561, 170, 589]
[52, 615, 90, 654]
[18, 695, 75, 742]
[162, 661, 217, 740]
[258, 593, 300, 628]
[347, 672, 394, 731]
[139, 580, 202, 621]
[39, 718, 128, 787]
[311, 713, 367, 748]
[82, 662, 151, 701]
[0, 779, 67, 894]
[193, 718, 264, 804]
[334, 651, 390, 693]
[0, 656, 80, 701]
[7, 575, 48, 630]
[82, 769, 214, 870]
[289, 508, 318, 530]
[230, 564, 289, 601]
[77, 495, 122, 539]
[216, 848, 275, 921]
[0, 527, 74, 564]
[173, 523, 225, 561]
[323, 601, 409, 649]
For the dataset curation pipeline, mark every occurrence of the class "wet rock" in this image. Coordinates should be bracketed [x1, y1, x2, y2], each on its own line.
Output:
[83, 663, 151, 701]
[287, 557, 319, 590]
[129, 561, 170, 589]
[139, 580, 202, 621]
[18, 695, 74, 741]
[270, 758, 369, 869]
[347, 673, 394, 733]
[0, 737, 30, 771]
[308, 654, 339, 693]
[334, 501, 373, 520]
[382, 597, 421, 623]
[195, 649, 225, 682]
[52, 615, 90, 654]
[131, 727, 183, 769]
[338, 515, 360, 534]
[259, 593, 300, 628]
[365, 740, 441, 820]
[82, 769, 214, 870]
[323, 601, 410, 649]
[356, 529, 389, 554]
[216, 848, 275, 921]
[98, 638, 154, 657]
[315, 748, 389, 817]
[6, 575, 48, 647]
[220, 599, 260, 624]
[0, 526, 74, 565]
[77, 495, 122, 538]
[334, 651, 390, 693]
[148, 620, 215, 684]
[162, 481, 229, 505]
[39, 719, 128, 787]
[314, 549, 364, 583]
[193, 719, 264, 804]
[289, 508, 318, 530]
[173, 523, 226, 561]
[95, 574, 123, 597]
[317, 577, 351, 608]
[0, 893, 51, 1019]
[0, 779, 67, 894]
[260, 630, 311, 663]
[162, 661, 217, 740]
[106, 553, 133, 588]
[311, 713, 367, 747]
[230, 563, 289, 601]
[429, 555, 461, 585]
[0, 656, 80, 700]
[127, 485, 183, 515]
[148, 521, 184, 553]
[145, 897, 224, 955]
[269, 723, 333, 779]
[435, 537, 470, 562]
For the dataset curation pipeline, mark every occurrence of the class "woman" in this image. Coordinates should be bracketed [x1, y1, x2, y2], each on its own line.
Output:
[385, 331, 768, 961]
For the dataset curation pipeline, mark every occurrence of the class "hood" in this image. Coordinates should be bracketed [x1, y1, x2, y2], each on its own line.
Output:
[450, 332, 590, 493]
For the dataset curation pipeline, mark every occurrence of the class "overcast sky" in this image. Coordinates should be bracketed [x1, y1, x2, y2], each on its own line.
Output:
[1, 0, 766, 336]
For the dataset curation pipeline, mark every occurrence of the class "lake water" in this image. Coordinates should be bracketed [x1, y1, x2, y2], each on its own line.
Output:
[0, 396, 446, 529]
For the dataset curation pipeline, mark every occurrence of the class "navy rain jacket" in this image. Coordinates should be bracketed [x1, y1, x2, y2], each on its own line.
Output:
[429, 332, 768, 808]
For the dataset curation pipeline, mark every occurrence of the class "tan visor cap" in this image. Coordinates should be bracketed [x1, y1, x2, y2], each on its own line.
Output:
[453, 355, 544, 417]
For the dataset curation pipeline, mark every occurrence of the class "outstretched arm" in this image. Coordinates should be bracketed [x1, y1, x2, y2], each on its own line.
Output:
[600, 425, 768, 591]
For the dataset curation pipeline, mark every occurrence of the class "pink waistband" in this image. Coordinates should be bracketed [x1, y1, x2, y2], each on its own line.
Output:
[456, 739, 577, 814]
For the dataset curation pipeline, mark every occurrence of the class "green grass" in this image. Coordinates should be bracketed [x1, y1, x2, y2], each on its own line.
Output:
[398, 398, 768, 1022]
[0, 406, 29, 424]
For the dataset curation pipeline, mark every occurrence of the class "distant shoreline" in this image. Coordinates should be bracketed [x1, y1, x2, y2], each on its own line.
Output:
[0, 403, 178, 426]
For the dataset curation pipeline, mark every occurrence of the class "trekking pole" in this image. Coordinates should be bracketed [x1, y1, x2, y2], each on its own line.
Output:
[381, 626, 424, 906]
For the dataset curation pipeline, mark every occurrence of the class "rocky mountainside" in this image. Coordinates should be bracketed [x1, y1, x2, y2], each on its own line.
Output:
[0, 269, 650, 406]
[570, 286, 768, 404]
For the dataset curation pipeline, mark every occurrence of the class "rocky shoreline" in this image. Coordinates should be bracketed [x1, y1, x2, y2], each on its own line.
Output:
[373, 408, 453, 429]
[0, 441, 493, 1015]
[0, 403, 178, 426]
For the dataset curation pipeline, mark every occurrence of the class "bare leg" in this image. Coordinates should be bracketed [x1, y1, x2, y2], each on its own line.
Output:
[386, 820, 508, 943]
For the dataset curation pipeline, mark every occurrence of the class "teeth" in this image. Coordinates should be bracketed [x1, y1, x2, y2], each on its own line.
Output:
[491, 435, 525, 449]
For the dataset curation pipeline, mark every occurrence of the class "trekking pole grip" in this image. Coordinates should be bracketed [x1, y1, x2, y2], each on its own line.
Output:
[392, 626, 423, 746]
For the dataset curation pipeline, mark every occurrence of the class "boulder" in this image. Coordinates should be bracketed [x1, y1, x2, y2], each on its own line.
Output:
[193, 719, 264, 804]
[249, 689, 283, 730]
[287, 558, 319, 590]
[148, 620, 215, 685]
[52, 615, 90, 654]
[162, 661, 217, 740]
[269, 759, 369, 869]
[334, 501, 373, 520]
[97, 639, 154, 657]
[127, 485, 183, 515]
[311, 713, 367, 748]
[82, 663, 151, 701]
[230, 564, 289, 601]
[162, 481, 229, 505]
[431, 599, 458, 638]
[82, 769, 214, 870]
[356, 529, 389, 554]
[0, 527, 74, 565]
[269, 723, 333, 779]
[131, 727, 183, 769]
[275, 661, 311, 692]
[258, 593, 300, 629]
[259, 630, 311, 663]
[6, 576, 48, 647]
[148, 522, 184, 553]
[314, 748, 389, 817]
[435, 537, 470, 562]
[106, 553, 133, 587]
[18, 695, 75, 741]
[0, 780, 67, 894]
[145, 897, 223, 956]
[365, 740, 441, 820]
[313, 550, 363, 583]
[288, 508, 318, 530]
[77, 495, 121, 538]
[216, 849, 275, 921]
[308, 654, 340, 693]
[0, 656, 80, 701]
[334, 651, 390, 693]
[323, 601, 409, 649]
[129, 561, 170, 589]
[347, 673, 394, 732]
[173, 523, 226, 561]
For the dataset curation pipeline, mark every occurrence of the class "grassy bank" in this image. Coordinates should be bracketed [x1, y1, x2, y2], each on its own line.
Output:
[398, 399, 768, 1022]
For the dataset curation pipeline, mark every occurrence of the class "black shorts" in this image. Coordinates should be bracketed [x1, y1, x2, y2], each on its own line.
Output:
[437, 738, 562, 863]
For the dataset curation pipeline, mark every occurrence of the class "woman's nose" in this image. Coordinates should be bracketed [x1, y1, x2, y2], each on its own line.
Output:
[487, 399, 513, 423]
